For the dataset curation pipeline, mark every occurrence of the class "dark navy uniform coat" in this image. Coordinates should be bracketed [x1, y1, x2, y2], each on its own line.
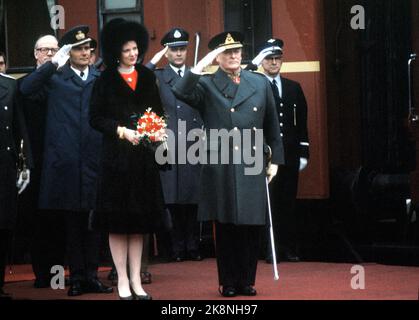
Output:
[19, 62, 102, 212]
[147, 63, 203, 204]
[0, 74, 33, 229]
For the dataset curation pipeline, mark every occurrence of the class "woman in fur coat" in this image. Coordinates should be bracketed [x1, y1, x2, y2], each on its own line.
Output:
[89, 18, 166, 300]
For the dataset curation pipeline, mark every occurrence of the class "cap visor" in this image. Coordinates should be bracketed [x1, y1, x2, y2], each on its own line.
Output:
[221, 43, 243, 50]
[71, 38, 92, 48]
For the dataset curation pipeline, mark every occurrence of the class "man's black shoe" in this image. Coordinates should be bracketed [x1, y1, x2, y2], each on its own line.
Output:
[238, 285, 257, 296]
[220, 286, 237, 298]
[285, 251, 301, 262]
[188, 251, 203, 261]
[67, 281, 84, 297]
[83, 279, 113, 294]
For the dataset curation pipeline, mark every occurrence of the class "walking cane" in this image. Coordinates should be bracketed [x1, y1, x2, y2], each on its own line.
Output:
[266, 177, 280, 280]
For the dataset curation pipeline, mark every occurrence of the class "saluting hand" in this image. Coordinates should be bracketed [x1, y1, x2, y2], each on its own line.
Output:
[150, 46, 169, 65]
[52, 44, 72, 69]
[192, 46, 226, 74]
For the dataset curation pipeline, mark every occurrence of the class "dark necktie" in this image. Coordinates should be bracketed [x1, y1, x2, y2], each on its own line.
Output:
[271, 79, 280, 98]
[178, 70, 182, 77]
[80, 71, 85, 79]
[271, 79, 281, 105]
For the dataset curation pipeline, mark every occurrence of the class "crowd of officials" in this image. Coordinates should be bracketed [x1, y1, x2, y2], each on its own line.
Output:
[0, 19, 309, 300]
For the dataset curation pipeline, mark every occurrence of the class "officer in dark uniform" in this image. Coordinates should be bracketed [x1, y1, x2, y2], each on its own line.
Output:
[173, 32, 284, 297]
[0, 72, 33, 299]
[146, 28, 204, 261]
[251, 39, 310, 262]
[20, 26, 112, 297]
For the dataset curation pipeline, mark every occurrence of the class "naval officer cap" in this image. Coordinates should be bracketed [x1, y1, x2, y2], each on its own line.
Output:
[59, 25, 94, 47]
[208, 31, 244, 50]
[161, 28, 189, 47]
[257, 38, 284, 57]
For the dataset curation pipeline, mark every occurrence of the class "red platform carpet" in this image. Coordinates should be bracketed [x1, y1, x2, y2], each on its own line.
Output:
[4, 259, 419, 300]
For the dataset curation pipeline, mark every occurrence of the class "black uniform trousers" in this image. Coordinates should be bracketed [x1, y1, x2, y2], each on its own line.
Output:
[64, 211, 101, 282]
[215, 222, 262, 288]
[168, 204, 200, 257]
[30, 210, 66, 282]
[269, 163, 300, 257]
[0, 230, 10, 289]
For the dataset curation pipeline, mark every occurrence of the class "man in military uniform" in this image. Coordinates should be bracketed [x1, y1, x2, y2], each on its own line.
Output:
[252, 39, 310, 262]
[173, 31, 284, 297]
[0, 70, 32, 299]
[20, 26, 112, 297]
[146, 27, 204, 262]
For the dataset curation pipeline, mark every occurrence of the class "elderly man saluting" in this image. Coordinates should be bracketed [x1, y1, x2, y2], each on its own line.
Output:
[173, 31, 284, 297]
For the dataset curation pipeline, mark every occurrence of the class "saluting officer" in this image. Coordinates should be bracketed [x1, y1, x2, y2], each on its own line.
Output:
[19, 26, 113, 297]
[146, 28, 204, 262]
[173, 31, 284, 297]
[0, 71, 33, 299]
[252, 39, 310, 262]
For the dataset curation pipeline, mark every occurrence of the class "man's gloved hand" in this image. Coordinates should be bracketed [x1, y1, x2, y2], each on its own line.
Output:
[192, 46, 226, 74]
[266, 163, 278, 183]
[51, 44, 72, 69]
[16, 169, 30, 195]
[251, 47, 275, 66]
[299, 158, 308, 171]
[150, 46, 169, 65]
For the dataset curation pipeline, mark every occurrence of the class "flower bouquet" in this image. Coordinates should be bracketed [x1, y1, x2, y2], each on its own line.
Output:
[132, 108, 168, 150]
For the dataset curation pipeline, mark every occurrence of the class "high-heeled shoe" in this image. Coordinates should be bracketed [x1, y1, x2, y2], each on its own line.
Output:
[130, 285, 152, 300]
[118, 288, 134, 300]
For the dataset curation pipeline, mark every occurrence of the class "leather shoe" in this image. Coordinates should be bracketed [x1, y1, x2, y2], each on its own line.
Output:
[220, 286, 237, 298]
[84, 279, 113, 294]
[172, 256, 183, 262]
[140, 272, 152, 284]
[130, 286, 152, 300]
[238, 285, 257, 296]
[285, 252, 301, 262]
[68, 281, 84, 297]
[118, 289, 134, 300]
[188, 251, 203, 261]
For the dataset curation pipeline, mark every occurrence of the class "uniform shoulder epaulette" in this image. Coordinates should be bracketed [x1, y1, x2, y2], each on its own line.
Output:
[201, 72, 213, 76]
[0, 73, 16, 80]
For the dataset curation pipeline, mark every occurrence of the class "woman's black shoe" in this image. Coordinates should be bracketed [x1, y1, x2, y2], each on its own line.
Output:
[118, 289, 134, 300]
[130, 285, 153, 300]
[219, 286, 237, 298]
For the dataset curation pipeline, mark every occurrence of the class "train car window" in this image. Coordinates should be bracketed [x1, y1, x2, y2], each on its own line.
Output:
[224, 0, 272, 62]
[0, 0, 55, 72]
[99, 0, 143, 25]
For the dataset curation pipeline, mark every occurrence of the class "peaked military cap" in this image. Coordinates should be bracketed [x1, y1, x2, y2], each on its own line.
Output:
[208, 31, 244, 50]
[59, 25, 93, 47]
[257, 38, 284, 56]
[161, 28, 189, 47]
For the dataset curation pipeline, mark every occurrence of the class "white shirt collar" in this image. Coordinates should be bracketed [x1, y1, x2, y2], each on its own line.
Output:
[71, 66, 89, 81]
[170, 64, 186, 77]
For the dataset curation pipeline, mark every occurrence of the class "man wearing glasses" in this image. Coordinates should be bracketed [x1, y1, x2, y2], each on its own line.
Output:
[34, 36, 60, 67]
[18, 35, 68, 290]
